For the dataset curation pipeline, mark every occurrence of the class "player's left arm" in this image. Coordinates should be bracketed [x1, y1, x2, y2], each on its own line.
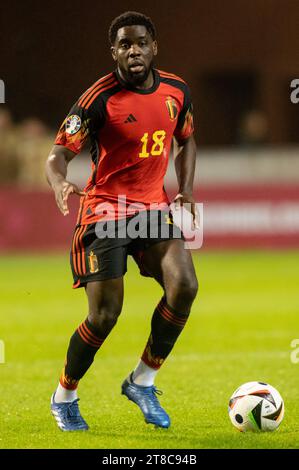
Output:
[172, 82, 199, 229]
[173, 134, 199, 229]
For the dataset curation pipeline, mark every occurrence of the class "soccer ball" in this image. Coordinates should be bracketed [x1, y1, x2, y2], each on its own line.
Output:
[228, 381, 284, 432]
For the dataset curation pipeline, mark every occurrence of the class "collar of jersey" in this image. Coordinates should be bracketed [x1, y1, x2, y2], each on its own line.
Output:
[114, 68, 160, 94]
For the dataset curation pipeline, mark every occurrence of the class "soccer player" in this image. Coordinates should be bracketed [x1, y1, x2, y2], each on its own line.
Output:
[46, 11, 198, 431]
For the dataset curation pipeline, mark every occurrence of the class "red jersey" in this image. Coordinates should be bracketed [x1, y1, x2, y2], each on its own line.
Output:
[55, 68, 194, 224]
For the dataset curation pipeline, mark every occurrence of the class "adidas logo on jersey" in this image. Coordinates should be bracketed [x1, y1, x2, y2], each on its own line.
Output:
[124, 114, 137, 123]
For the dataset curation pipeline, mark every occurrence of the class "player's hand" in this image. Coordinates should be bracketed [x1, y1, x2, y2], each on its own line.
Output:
[53, 180, 86, 216]
[173, 192, 200, 230]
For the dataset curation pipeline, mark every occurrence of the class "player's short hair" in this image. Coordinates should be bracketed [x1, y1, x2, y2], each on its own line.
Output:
[109, 11, 156, 45]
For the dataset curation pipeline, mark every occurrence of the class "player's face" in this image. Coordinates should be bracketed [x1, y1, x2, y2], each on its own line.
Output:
[111, 25, 158, 87]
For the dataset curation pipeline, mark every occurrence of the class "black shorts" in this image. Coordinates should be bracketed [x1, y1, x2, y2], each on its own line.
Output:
[70, 209, 184, 288]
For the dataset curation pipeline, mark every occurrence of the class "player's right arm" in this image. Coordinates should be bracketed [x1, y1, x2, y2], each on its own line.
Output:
[46, 145, 85, 216]
[46, 86, 105, 216]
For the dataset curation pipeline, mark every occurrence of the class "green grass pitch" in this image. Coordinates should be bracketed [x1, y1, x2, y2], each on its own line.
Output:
[0, 250, 299, 449]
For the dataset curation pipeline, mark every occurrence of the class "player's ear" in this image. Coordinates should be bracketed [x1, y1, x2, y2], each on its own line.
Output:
[111, 46, 117, 61]
[152, 40, 158, 56]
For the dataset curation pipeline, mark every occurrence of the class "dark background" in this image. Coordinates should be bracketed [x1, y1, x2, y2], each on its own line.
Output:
[1, 0, 299, 146]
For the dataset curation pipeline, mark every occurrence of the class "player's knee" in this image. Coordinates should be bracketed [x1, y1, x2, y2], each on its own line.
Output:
[168, 272, 198, 303]
[101, 308, 120, 330]
[88, 300, 122, 332]
[179, 276, 198, 303]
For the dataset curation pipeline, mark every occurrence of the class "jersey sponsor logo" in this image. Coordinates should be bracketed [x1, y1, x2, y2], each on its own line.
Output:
[124, 114, 137, 123]
[66, 114, 82, 135]
[165, 97, 178, 121]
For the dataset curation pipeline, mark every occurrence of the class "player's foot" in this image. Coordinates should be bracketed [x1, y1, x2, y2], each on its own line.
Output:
[121, 373, 171, 428]
[50, 392, 89, 431]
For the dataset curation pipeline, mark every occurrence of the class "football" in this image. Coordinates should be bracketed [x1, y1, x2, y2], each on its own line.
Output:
[228, 381, 284, 432]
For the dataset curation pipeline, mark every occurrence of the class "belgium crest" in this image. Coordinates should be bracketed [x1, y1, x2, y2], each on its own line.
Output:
[88, 251, 99, 273]
[165, 97, 178, 121]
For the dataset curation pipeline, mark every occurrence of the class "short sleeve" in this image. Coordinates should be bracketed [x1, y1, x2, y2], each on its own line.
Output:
[54, 98, 104, 154]
[173, 84, 194, 144]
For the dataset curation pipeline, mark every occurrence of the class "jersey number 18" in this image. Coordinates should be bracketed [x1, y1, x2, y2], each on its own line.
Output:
[139, 130, 166, 158]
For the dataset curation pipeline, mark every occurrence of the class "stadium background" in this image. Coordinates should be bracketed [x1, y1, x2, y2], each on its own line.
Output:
[0, 0, 299, 449]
